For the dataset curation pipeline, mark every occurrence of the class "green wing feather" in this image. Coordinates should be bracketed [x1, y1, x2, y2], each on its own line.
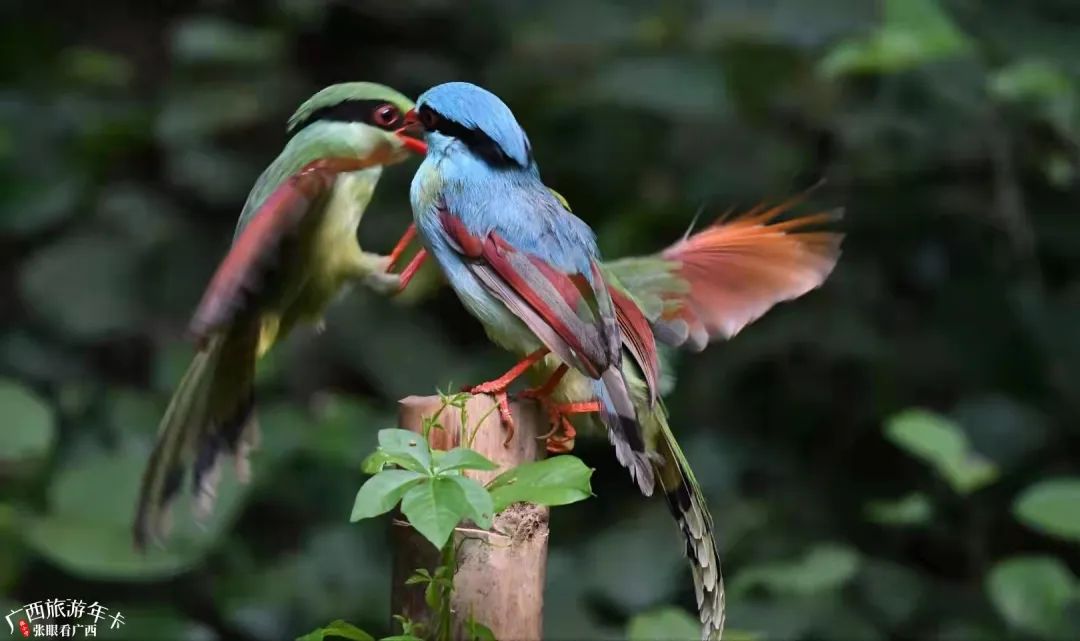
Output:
[600, 255, 687, 322]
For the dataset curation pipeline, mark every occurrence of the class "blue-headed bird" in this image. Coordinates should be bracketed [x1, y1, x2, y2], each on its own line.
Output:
[395, 81, 830, 640]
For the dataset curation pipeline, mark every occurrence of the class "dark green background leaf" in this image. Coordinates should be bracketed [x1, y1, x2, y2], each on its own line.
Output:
[1014, 479, 1080, 542]
[986, 556, 1078, 639]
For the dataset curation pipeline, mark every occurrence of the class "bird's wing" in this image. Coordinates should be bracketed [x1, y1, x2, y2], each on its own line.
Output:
[188, 157, 381, 344]
[609, 286, 662, 405]
[610, 198, 843, 351]
[437, 204, 618, 378]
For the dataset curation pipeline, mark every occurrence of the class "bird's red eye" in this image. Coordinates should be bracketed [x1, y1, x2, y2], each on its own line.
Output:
[419, 107, 438, 128]
[372, 103, 401, 128]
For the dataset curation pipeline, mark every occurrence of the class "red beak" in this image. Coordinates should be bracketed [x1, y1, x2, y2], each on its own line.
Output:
[394, 109, 427, 155]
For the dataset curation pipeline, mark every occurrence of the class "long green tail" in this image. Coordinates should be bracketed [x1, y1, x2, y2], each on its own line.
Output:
[653, 410, 725, 639]
[133, 325, 258, 549]
[621, 362, 724, 640]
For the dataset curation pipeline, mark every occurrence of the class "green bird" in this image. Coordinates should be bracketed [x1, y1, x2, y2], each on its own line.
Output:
[134, 82, 425, 549]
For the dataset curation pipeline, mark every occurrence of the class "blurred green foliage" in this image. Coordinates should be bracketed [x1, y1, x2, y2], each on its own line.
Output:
[2, 0, 1079, 639]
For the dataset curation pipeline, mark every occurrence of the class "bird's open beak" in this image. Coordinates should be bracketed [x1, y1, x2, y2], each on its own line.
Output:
[394, 109, 427, 155]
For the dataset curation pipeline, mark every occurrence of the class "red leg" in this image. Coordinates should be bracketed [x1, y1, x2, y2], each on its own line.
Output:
[467, 348, 549, 395]
[396, 248, 428, 293]
[387, 223, 417, 271]
[518, 364, 569, 400]
[465, 348, 550, 446]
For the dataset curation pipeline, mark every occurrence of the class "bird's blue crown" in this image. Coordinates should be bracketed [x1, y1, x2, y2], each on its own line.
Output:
[416, 82, 533, 170]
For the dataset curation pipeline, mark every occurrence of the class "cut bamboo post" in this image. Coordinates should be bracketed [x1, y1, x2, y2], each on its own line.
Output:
[390, 394, 549, 641]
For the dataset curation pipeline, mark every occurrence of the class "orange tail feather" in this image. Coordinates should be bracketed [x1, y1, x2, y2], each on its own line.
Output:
[658, 197, 843, 348]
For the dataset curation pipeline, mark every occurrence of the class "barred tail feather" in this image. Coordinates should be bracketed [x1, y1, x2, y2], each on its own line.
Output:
[657, 425, 725, 640]
[133, 325, 259, 549]
[595, 367, 656, 496]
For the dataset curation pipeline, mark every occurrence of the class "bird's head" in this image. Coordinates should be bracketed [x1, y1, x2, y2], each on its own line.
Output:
[403, 82, 533, 170]
[287, 82, 427, 162]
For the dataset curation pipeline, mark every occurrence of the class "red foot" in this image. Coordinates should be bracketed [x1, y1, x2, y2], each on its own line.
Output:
[515, 364, 600, 453]
[537, 401, 599, 453]
[464, 348, 550, 446]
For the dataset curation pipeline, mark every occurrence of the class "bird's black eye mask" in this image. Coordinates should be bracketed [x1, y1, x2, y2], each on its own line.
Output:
[417, 105, 531, 170]
[290, 99, 405, 136]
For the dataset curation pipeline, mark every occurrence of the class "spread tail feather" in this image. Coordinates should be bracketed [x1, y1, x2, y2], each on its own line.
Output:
[656, 199, 842, 348]
[133, 325, 259, 550]
[603, 197, 842, 352]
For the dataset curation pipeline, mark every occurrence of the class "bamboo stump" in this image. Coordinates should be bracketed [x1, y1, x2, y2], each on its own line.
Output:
[390, 394, 549, 641]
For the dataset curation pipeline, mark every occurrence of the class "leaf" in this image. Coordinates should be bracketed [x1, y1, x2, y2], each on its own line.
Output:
[952, 395, 1050, 472]
[819, 0, 972, 77]
[378, 429, 433, 473]
[582, 509, 687, 611]
[732, 543, 861, 597]
[1014, 478, 1080, 542]
[0, 173, 84, 236]
[400, 477, 472, 549]
[590, 57, 727, 119]
[884, 409, 998, 494]
[986, 556, 1078, 639]
[156, 86, 269, 145]
[990, 60, 1072, 104]
[627, 606, 701, 641]
[424, 579, 440, 610]
[464, 618, 497, 641]
[855, 559, 926, 628]
[486, 456, 594, 513]
[864, 492, 932, 526]
[434, 448, 498, 474]
[295, 619, 375, 641]
[988, 60, 1079, 141]
[163, 143, 261, 205]
[350, 470, 426, 522]
[0, 379, 56, 464]
[293, 395, 389, 468]
[361, 450, 392, 474]
[60, 47, 134, 88]
[361, 450, 430, 476]
[172, 17, 285, 67]
[19, 234, 143, 339]
[22, 445, 243, 579]
[445, 475, 494, 529]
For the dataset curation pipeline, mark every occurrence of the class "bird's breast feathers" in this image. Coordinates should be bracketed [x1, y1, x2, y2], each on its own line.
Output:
[409, 159, 445, 223]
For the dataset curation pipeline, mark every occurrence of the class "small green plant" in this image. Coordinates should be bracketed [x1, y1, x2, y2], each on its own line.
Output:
[299, 395, 593, 641]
